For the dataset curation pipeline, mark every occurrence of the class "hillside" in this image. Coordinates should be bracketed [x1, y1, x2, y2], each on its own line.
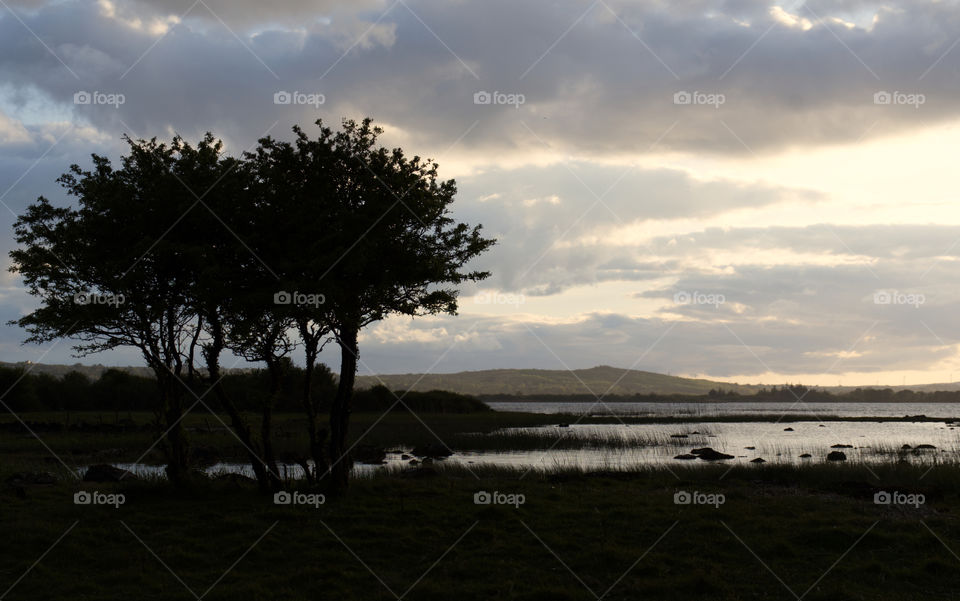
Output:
[355, 366, 764, 396]
[8, 361, 960, 397]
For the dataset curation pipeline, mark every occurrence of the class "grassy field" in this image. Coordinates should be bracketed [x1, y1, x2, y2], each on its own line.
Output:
[1, 462, 959, 600]
[3, 411, 960, 599]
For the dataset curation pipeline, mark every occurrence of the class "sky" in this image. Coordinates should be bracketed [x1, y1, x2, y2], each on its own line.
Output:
[2, 0, 960, 386]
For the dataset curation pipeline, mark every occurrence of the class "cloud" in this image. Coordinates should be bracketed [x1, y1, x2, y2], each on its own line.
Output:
[453, 164, 823, 293]
[2, 0, 960, 381]
[2, 0, 960, 158]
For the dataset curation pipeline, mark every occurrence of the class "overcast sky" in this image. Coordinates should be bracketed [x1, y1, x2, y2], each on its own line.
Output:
[2, 0, 960, 385]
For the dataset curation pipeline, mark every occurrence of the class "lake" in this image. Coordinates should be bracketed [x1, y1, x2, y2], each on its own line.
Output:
[83, 410, 960, 478]
[485, 400, 960, 418]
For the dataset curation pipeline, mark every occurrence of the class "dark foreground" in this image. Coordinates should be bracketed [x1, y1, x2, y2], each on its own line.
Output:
[3, 461, 960, 600]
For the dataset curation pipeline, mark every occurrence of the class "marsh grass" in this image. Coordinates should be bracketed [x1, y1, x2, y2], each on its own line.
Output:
[449, 426, 716, 451]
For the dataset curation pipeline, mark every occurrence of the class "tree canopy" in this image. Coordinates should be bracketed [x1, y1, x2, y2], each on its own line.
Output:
[9, 118, 495, 492]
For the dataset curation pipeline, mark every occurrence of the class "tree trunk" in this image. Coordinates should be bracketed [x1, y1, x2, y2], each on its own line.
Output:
[202, 315, 275, 492]
[207, 356, 274, 492]
[299, 329, 328, 481]
[157, 373, 189, 485]
[328, 323, 358, 494]
[262, 360, 284, 485]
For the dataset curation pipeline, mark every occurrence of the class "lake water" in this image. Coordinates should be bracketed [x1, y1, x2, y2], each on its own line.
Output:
[485, 401, 960, 418]
[84, 418, 960, 479]
[440, 421, 960, 470]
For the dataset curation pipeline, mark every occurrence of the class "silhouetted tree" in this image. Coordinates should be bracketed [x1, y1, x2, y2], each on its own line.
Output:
[8, 135, 225, 483]
[261, 119, 495, 492]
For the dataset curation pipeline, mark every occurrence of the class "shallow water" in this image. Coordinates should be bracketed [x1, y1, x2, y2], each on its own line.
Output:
[442, 421, 960, 470]
[81, 420, 960, 478]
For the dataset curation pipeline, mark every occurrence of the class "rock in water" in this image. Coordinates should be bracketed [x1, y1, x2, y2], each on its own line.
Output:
[691, 447, 734, 461]
[826, 451, 847, 461]
[674, 454, 698, 460]
[750, 458, 766, 463]
[783, 427, 794, 432]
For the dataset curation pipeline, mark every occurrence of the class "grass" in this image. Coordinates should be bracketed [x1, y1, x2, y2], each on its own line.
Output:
[451, 426, 715, 451]
[5, 411, 960, 598]
[2, 462, 960, 600]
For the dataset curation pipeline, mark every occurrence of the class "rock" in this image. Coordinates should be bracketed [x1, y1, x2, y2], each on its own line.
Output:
[818, 424, 826, 427]
[783, 427, 794, 432]
[690, 431, 701, 434]
[83, 464, 136, 482]
[674, 454, 698, 460]
[830, 444, 853, 448]
[691, 447, 734, 461]
[750, 458, 766, 463]
[411, 444, 453, 459]
[826, 451, 847, 461]
[670, 434, 688, 439]
[901, 444, 912, 450]
[557, 423, 570, 428]
[915, 444, 937, 449]
[744, 446, 756, 450]
[799, 453, 812, 458]
[401, 454, 412, 460]
[408, 459, 419, 465]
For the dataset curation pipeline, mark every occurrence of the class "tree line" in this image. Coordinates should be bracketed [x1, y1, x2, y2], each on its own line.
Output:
[8, 118, 495, 493]
[0, 364, 489, 415]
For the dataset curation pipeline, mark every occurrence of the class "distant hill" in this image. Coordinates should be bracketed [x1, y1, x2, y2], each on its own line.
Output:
[355, 366, 765, 396]
[7, 361, 960, 397]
